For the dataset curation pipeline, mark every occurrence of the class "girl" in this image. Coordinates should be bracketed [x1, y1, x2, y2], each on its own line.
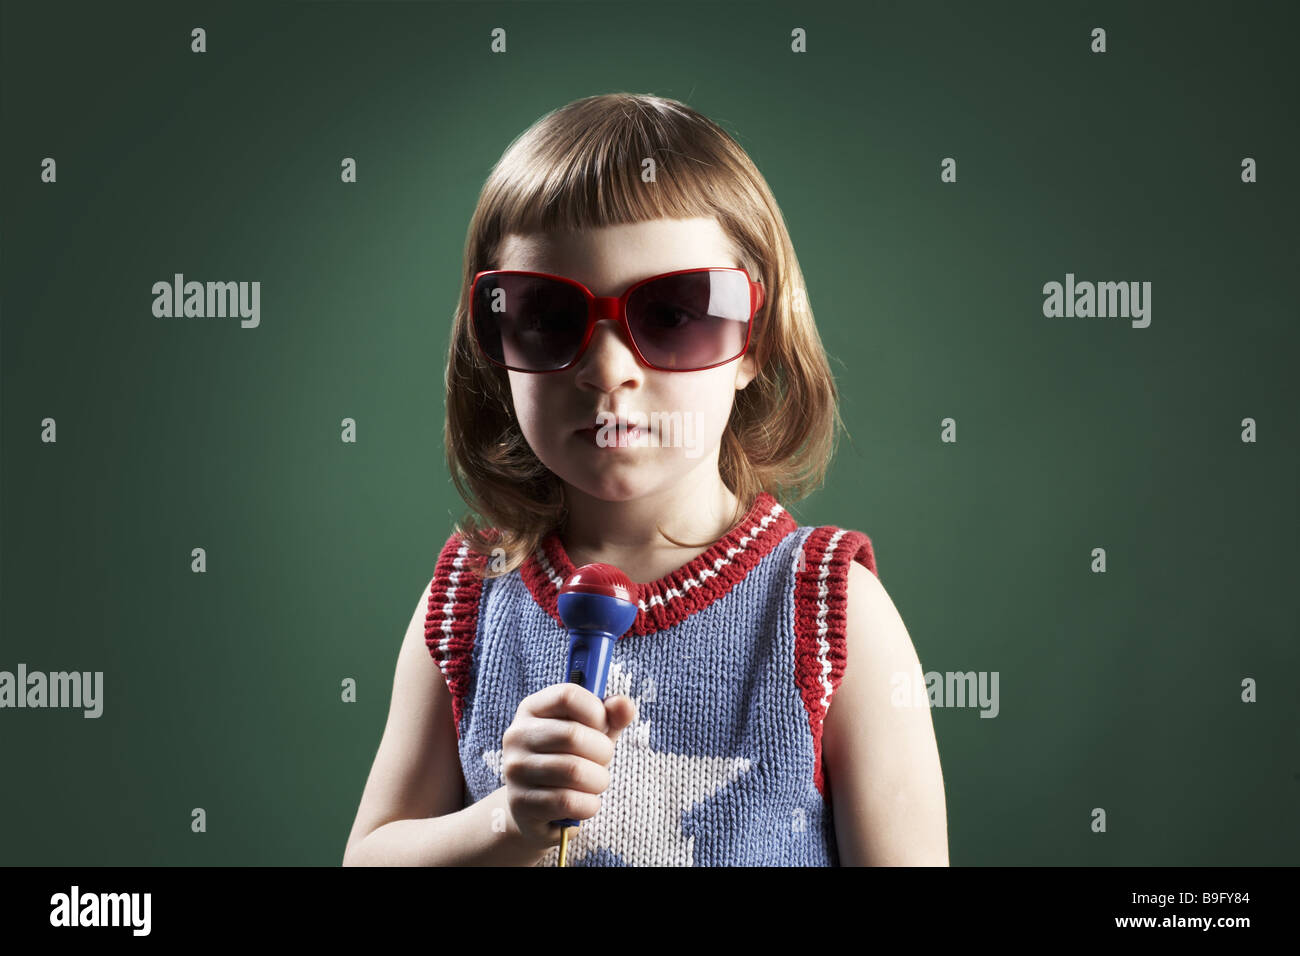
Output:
[343, 93, 948, 866]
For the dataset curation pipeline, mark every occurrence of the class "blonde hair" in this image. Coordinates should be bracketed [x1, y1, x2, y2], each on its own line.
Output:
[445, 93, 844, 579]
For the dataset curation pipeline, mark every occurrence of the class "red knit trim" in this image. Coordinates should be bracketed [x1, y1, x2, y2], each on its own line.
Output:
[425, 532, 486, 740]
[793, 526, 878, 799]
[520, 491, 798, 637]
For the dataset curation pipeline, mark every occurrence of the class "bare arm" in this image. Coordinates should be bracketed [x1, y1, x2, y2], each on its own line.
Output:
[822, 561, 950, 866]
[342, 578, 548, 866]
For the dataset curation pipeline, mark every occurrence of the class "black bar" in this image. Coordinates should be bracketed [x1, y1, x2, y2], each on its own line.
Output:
[2, 866, 1286, 941]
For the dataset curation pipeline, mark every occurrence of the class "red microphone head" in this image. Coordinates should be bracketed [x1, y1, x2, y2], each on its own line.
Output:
[559, 563, 636, 604]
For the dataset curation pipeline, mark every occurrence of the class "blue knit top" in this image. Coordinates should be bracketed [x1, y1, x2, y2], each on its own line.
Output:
[425, 491, 877, 866]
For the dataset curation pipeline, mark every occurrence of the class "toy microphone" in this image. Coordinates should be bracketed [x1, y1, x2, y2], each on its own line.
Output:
[552, 563, 639, 867]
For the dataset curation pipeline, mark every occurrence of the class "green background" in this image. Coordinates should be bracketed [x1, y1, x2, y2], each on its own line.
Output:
[2, 0, 1296, 865]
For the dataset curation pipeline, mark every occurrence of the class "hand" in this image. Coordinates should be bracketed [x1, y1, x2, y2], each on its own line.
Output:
[500, 682, 637, 849]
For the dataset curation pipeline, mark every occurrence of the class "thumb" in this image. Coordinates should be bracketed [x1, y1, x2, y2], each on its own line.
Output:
[603, 695, 638, 740]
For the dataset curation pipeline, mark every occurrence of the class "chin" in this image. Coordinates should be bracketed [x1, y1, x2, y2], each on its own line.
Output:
[560, 472, 659, 504]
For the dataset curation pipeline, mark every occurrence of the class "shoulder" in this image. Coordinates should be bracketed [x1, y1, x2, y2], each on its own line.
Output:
[427, 527, 489, 599]
[424, 531, 492, 736]
[789, 523, 879, 796]
[842, 558, 915, 676]
[790, 524, 879, 652]
[826, 541, 928, 771]
[794, 524, 876, 578]
[821, 525, 916, 705]
[424, 531, 487, 665]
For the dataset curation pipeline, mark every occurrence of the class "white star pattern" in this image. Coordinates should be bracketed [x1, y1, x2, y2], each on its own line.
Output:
[481, 660, 753, 866]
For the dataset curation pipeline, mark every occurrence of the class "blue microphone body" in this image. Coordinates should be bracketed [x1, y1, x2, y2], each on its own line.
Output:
[551, 568, 639, 829]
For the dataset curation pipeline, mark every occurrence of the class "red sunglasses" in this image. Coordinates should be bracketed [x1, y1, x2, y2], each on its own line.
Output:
[469, 267, 764, 373]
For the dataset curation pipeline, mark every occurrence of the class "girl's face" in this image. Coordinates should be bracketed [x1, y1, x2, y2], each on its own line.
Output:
[496, 217, 758, 504]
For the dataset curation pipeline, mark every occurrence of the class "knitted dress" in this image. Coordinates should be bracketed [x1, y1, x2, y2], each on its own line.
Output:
[425, 491, 877, 866]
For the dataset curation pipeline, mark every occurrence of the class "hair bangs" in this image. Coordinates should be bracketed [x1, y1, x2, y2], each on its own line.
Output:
[481, 95, 744, 257]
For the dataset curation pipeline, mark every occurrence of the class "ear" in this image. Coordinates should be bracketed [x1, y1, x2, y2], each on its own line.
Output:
[734, 352, 758, 390]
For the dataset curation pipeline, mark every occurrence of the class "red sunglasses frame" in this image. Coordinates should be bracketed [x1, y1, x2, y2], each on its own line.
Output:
[469, 266, 765, 373]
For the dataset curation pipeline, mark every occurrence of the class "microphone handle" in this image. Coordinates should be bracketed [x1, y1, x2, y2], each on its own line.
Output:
[551, 628, 616, 828]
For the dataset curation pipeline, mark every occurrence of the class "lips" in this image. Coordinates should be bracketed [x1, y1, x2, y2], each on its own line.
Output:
[576, 419, 645, 447]
[575, 415, 640, 433]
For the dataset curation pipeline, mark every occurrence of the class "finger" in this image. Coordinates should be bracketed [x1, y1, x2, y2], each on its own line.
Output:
[503, 752, 611, 794]
[516, 785, 601, 823]
[604, 695, 638, 737]
[517, 717, 615, 764]
[527, 682, 609, 731]
[514, 790, 600, 827]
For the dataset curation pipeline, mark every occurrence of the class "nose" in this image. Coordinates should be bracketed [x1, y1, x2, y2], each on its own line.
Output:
[573, 317, 643, 392]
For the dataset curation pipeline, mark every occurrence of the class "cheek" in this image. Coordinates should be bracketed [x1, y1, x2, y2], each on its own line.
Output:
[507, 378, 560, 449]
[505, 375, 532, 422]
[666, 374, 740, 439]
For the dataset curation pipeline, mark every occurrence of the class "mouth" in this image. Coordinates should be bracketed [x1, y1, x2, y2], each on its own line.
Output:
[575, 421, 645, 448]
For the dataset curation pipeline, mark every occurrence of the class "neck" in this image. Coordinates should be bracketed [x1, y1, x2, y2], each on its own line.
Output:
[559, 471, 743, 577]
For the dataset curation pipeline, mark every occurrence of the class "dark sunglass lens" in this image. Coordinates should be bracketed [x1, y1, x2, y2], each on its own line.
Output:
[626, 271, 751, 370]
[472, 275, 588, 370]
